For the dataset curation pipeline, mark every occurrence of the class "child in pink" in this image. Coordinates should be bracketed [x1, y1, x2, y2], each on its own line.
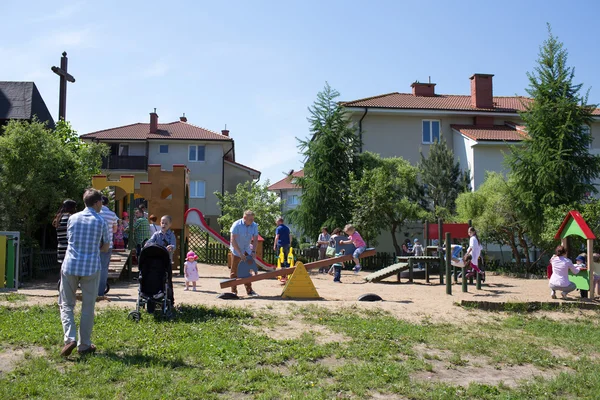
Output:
[340, 224, 366, 274]
[184, 251, 199, 291]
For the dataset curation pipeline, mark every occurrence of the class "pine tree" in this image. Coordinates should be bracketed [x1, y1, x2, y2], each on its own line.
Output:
[418, 135, 469, 217]
[507, 25, 600, 240]
[288, 83, 361, 235]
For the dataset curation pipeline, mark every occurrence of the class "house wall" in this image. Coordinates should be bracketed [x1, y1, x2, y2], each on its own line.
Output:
[223, 163, 255, 194]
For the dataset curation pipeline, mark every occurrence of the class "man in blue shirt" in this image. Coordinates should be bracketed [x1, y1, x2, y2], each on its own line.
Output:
[229, 210, 259, 296]
[273, 217, 292, 268]
[59, 189, 110, 357]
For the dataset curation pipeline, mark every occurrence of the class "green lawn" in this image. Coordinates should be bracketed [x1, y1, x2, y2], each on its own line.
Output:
[1, 303, 599, 399]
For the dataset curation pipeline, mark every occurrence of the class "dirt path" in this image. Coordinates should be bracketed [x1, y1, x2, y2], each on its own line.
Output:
[6, 263, 597, 324]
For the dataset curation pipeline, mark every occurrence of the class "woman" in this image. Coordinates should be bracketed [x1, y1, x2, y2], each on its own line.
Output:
[316, 227, 331, 273]
[401, 239, 411, 256]
[149, 214, 160, 235]
[465, 227, 484, 278]
[549, 245, 585, 299]
[52, 199, 77, 266]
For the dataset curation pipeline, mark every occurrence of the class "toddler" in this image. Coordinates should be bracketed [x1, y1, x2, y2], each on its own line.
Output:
[184, 251, 199, 291]
[145, 215, 176, 258]
[113, 219, 125, 250]
[340, 224, 366, 274]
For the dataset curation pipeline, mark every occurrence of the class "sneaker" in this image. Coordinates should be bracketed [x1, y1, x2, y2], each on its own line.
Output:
[333, 280, 342, 283]
[561, 291, 568, 299]
[247, 291, 259, 297]
[550, 290, 557, 299]
[192, 288, 197, 292]
[184, 288, 189, 291]
[60, 341, 77, 357]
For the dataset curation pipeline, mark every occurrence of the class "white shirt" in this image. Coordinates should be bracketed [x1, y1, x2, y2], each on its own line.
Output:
[549, 255, 582, 288]
[468, 236, 481, 266]
[99, 205, 118, 248]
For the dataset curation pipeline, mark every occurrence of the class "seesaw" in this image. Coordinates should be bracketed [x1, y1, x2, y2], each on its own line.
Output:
[219, 248, 376, 290]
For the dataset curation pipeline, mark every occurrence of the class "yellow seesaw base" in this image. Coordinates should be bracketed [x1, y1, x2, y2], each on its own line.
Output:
[281, 261, 320, 299]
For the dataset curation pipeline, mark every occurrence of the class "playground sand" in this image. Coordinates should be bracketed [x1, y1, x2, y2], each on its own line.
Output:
[6, 264, 599, 324]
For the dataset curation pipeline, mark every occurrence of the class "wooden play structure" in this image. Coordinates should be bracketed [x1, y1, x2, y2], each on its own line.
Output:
[0, 231, 20, 291]
[138, 164, 190, 271]
[554, 210, 597, 299]
[92, 174, 136, 279]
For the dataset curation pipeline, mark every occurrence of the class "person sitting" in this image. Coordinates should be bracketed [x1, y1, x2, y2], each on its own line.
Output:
[549, 245, 586, 299]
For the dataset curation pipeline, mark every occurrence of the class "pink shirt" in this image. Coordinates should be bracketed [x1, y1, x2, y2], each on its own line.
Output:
[549, 255, 582, 288]
[350, 232, 366, 248]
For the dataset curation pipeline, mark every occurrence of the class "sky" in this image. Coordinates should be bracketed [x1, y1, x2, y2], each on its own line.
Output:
[2, 0, 600, 185]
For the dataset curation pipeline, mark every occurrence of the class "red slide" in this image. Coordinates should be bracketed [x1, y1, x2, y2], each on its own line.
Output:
[184, 208, 276, 271]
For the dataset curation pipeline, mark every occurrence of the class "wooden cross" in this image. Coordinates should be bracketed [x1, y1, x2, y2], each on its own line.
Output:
[51, 51, 76, 121]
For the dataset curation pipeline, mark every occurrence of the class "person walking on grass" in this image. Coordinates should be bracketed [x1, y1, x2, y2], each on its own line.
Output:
[549, 245, 586, 299]
[273, 217, 292, 268]
[98, 196, 118, 299]
[340, 224, 366, 274]
[59, 189, 110, 357]
[229, 210, 259, 297]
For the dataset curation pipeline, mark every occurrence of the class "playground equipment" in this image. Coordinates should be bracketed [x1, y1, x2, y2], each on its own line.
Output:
[554, 210, 597, 299]
[276, 247, 295, 283]
[281, 262, 320, 299]
[138, 164, 190, 271]
[0, 231, 20, 291]
[184, 208, 276, 271]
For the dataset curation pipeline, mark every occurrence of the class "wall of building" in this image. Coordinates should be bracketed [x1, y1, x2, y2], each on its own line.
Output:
[223, 163, 255, 194]
[472, 144, 513, 189]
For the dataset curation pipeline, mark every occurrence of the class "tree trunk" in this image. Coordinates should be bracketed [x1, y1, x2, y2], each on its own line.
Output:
[502, 229, 521, 268]
[517, 231, 531, 271]
[390, 223, 401, 256]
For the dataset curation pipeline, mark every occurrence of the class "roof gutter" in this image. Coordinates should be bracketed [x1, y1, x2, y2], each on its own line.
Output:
[358, 107, 368, 153]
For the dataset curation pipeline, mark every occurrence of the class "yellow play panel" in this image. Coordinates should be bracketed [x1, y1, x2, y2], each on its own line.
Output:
[281, 261, 320, 299]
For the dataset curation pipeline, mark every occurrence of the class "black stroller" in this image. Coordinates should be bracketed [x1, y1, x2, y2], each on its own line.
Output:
[128, 244, 174, 321]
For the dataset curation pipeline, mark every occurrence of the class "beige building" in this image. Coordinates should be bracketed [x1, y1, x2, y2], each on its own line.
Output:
[268, 170, 304, 238]
[81, 111, 260, 230]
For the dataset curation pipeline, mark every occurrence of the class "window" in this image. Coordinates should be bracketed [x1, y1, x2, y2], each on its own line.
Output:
[188, 145, 206, 162]
[118, 144, 129, 156]
[288, 195, 300, 205]
[582, 125, 592, 149]
[422, 120, 440, 144]
[159, 144, 169, 154]
[190, 180, 206, 198]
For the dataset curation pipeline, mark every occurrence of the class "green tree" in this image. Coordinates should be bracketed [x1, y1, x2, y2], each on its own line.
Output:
[215, 180, 281, 236]
[350, 154, 426, 255]
[506, 25, 600, 241]
[456, 172, 533, 268]
[418, 134, 469, 217]
[0, 119, 108, 241]
[288, 83, 361, 235]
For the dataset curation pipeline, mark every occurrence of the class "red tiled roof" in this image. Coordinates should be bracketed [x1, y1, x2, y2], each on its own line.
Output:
[342, 92, 600, 115]
[342, 93, 530, 112]
[451, 124, 528, 142]
[268, 170, 304, 191]
[81, 121, 232, 141]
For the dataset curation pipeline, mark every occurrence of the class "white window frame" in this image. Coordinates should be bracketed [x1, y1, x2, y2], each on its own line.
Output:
[159, 144, 169, 154]
[188, 145, 206, 162]
[582, 125, 592, 149]
[190, 180, 206, 198]
[422, 120, 441, 144]
[288, 195, 299, 205]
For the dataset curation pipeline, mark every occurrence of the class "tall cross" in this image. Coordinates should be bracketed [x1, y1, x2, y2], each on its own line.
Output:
[51, 51, 76, 121]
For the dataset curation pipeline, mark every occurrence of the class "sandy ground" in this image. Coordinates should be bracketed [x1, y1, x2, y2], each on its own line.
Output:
[5, 263, 599, 324]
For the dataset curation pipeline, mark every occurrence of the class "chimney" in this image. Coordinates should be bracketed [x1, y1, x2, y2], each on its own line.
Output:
[221, 129, 229, 137]
[180, 113, 187, 123]
[411, 82, 436, 97]
[150, 108, 158, 133]
[470, 74, 494, 109]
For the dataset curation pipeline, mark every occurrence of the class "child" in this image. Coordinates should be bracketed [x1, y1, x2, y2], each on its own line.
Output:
[592, 254, 600, 299]
[184, 251, 199, 291]
[113, 219, 125, 250]
[122, 213, 129, 249]
[145, 215, 176, 259]
[465, 227, 484, 278]
[413, 238, 424, 269]
[340, 224, 366, 274]
[327, 228, 343, 275]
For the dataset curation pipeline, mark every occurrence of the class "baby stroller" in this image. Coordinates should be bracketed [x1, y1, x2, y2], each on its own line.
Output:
[128, 244, 174, 321]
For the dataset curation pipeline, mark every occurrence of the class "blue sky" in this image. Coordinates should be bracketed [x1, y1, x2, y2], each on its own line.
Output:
[2, 0, 599, 184]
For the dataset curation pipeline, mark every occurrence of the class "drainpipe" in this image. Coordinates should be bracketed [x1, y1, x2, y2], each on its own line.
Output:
[358, 107, 368, 153]
[222, 141, 235, 198]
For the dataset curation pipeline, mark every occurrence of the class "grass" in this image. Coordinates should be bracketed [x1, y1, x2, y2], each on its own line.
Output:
[1, 303, 600, 399]
[0, 293, 27, 302]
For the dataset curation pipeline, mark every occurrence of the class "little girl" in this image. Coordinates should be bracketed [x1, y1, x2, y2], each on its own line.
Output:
[184, 251, 199, 291]
[340, 224, 366, 274]
[113, 219, 125, 250]
[465, 227, 484, 279]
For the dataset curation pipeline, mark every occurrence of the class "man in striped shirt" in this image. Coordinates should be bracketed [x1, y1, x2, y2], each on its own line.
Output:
[59, 189, 110, 357]
[98, 196, 118, 297]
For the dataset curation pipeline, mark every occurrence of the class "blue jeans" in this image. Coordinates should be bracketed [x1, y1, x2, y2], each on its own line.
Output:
[98, 249, 112, 296]
[333, 263, 342, 282]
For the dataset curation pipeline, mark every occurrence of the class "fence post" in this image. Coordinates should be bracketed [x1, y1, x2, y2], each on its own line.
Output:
[438, 218, 444, 285]
[445, 232, 451, 295]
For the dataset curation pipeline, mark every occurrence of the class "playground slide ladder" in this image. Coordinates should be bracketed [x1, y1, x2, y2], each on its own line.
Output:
[363, 262, 409, 283]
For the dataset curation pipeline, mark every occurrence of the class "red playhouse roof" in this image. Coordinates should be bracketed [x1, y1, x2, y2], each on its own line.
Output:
[426, 223, 471, 240]
[554, 210, 596, 240]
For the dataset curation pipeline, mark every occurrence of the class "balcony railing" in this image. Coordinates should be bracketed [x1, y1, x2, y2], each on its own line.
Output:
[101, 155, 148, 170]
